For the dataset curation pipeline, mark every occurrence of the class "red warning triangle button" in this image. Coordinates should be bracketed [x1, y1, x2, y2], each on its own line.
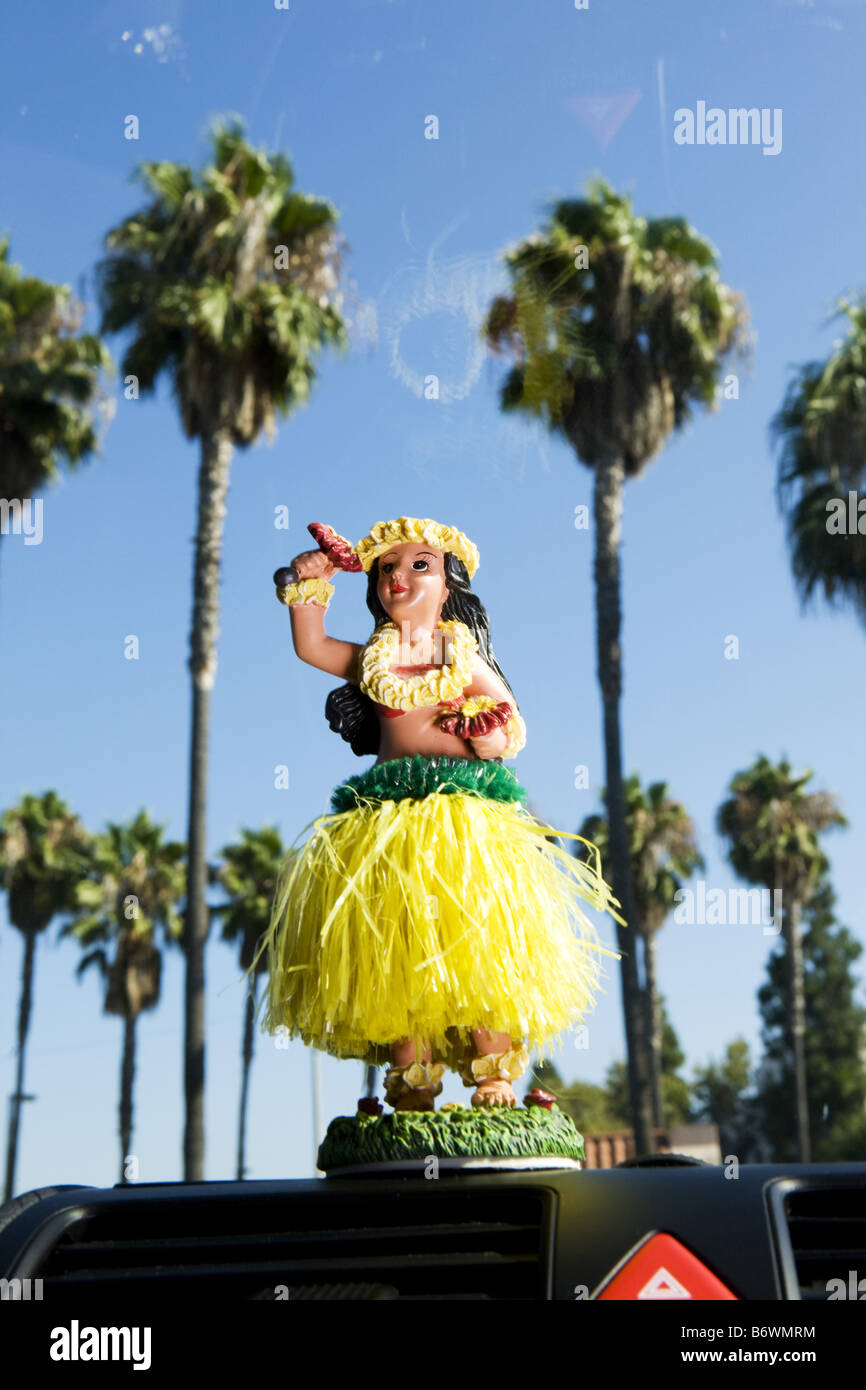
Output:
[596, 1232, 738, 1300]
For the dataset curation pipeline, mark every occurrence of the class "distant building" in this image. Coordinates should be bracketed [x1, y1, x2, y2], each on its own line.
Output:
[582, 1122, 722, 1168]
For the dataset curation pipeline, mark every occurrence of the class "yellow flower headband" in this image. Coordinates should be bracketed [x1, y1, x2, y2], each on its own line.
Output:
[307, 517, 480, 579]
[354, 517, 480, 578]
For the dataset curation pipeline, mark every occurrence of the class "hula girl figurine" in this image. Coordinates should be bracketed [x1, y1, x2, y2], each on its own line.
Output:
[262, 517, 622, 1123]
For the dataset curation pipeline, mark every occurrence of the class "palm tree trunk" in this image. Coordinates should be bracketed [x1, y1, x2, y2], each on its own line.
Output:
[119, 1012, 136, 1183]
[183, 428, 234, 1182]
[3, 926, 37, 1202]
[643, 932, 665, 1129]
[237, 975, 258, 1181]
[785, 894, 811, 1162]
[592, 454, 654, 1155]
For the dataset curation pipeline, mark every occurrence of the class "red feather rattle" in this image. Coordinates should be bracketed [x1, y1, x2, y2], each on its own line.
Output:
[273, 522, 362, 591]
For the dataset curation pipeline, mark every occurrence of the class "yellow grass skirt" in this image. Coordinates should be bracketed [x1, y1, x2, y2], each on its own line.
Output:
[259, 755, 623, 1070]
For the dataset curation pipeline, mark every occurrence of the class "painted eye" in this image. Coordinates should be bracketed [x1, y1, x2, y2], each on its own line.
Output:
[381, 562, 394, 574]
[412, 560, 429, 571]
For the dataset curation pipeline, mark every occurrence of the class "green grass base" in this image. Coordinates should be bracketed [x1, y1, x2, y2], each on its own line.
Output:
[317, 1104, 585, 1170]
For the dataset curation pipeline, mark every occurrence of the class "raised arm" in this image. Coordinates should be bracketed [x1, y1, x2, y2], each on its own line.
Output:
[279, 548, 364, 682]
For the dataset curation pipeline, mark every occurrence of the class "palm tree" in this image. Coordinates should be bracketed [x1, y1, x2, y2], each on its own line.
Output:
[578, 775, 704, 1128]
[0, 791, 89, 1201]
[716, 755, 847, 1162]
[0, 238, 112, 582]
[62, 811, 185, 1183]
[483, 177, 748, 1151]
[93, 118, 346, 1179]
[772, 294, 866, 626]
[210, 827, 288, 1181]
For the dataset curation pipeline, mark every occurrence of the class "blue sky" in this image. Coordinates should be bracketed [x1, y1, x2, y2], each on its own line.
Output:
[2, 0, 865, 1189]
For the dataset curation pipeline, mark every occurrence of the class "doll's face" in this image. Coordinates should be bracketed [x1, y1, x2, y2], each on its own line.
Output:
[377, 542, 449, 624]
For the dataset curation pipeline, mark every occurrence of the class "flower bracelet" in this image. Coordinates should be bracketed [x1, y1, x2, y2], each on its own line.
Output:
[439, 695, 526, 759]
[276, 577, 335, 609]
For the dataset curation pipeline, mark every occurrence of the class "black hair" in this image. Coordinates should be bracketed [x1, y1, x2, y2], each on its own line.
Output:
[324, 551, 515, 757]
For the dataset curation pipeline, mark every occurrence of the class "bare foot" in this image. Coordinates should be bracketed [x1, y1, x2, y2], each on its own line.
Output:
[471, 1078, 517, 1109]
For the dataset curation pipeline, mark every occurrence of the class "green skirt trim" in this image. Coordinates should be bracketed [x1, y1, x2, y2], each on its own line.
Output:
[329, 754, 528, 814]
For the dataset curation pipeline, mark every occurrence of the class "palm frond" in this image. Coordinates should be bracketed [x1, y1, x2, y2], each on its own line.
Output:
[93, 117, 346, 448]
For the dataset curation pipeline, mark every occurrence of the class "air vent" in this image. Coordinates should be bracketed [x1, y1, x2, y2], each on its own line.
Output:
[33, 1187, 550, 1300]
[769, 1179, 866, 1300]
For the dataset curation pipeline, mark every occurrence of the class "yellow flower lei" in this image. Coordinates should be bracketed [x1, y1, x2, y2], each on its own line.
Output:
[359, 620, 478, 710]
[501, 710, 527, 760]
